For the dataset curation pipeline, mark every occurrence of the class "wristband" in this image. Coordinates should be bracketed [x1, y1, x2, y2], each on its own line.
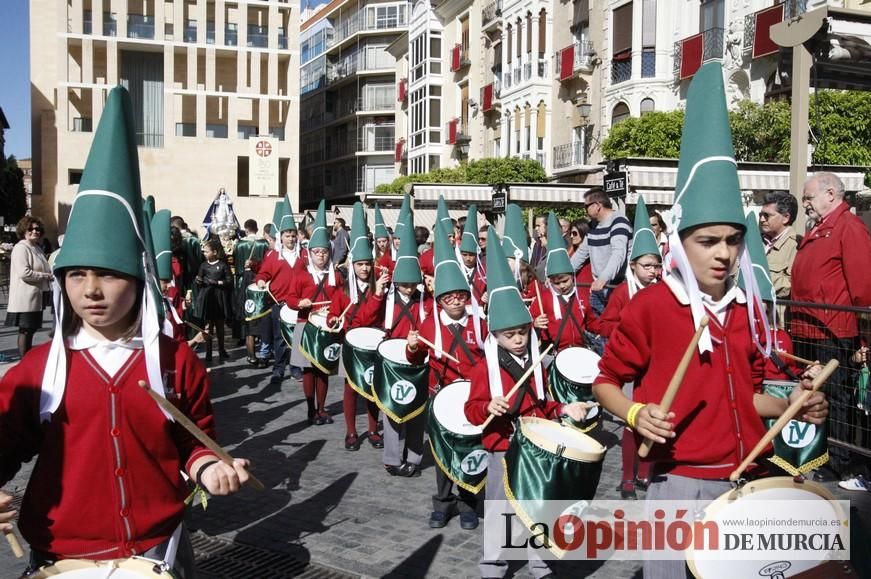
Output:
[626, 403, 645, 429]
[195, 459, 220, 487]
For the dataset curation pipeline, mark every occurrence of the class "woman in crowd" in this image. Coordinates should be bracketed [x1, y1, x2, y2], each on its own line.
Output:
[5, 216, 53, 357]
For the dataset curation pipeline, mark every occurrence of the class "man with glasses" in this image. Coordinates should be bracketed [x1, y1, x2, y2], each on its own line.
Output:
[570, 187, 632, 315]
[792, 172, 871, 484]
[758, 191, 799, 317]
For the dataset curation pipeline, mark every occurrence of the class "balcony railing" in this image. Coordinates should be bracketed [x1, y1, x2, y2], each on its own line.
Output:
[225, 26, 238, 46]
[552, 141, 586, 170]
[357, 95, 395, 112]
[278, 34, 288, 49]
[482, 0, 502, 27]
[248, 26, 268, 48]
[523, 62, 532, 81]
[207, 23, 215, 44]
[611, 56, 631, 84]
[327, 52, 394, 84]
[328, 8, 409, 49]
[127, 14, 154, 39]
[184, 23, 197, 43]
[451, 44, 471, 72]
[83, 11, 92, 34]
[103, 16, 117, 37]
[237, 125, 258, 140]
[784, 0, 807, 20]
[357, 134, 396, 152]
[513, 64, 521, 85]
[702, 26, 725, 61]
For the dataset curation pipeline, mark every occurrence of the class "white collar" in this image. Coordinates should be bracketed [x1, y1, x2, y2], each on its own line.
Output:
[663, 273, 745, 306]
[397, 292, 411, 304]
[68, 328, 143, 351]
[509, 351, 529, 367]
[440, 309, 468, 327]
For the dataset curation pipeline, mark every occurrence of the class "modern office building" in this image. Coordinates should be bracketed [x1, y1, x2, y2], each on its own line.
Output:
[30, 0, 299, 234]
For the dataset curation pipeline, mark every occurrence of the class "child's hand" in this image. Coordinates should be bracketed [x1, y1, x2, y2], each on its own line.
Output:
[561, 401, 595, 422]
[488, 396, 509, 417]
[407, 330, 420, 351]
[789, 383, 829, 425]
[375, 271, 390, 296]
[257, 279, 266, 289]
[0, 491, 17, 533]
[298, 298, 313, 309]
[200, 459, 251, 495]
[534, 314, 549, 329]
[634, 404, 675, 444]
[853, 346, 868, 364]
[480, 291, 488, 305]
[424, 275, 434, 293]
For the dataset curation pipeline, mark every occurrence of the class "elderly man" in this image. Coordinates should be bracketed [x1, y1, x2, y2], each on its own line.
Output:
[759, 190, 800, 321]
[791, 172, 871, 483]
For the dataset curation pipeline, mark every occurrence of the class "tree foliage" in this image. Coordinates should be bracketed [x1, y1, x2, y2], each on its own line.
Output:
[601, 110, 685, 159]
[0, 155, 27, 226]
[374, 157, 547, 194]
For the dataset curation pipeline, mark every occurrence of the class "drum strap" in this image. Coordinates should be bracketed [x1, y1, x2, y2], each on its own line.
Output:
[498, 347, 539, 418]
[554, 296, 584, 349]
[769, 351, 801, 381]
[447, 323, 476, 363]
[395, 298, 417, 329]
[467, 271, 485, 302]
[312, 274, 329, 302]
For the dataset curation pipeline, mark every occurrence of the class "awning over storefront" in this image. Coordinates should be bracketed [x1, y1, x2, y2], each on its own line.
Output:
[388, 183, 594, 208]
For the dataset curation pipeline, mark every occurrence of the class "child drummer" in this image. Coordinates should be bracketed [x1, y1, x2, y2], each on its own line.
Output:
[591, 63, 828, 579]
[465, 226, 592, 579]
[0, 87, 250, 577]
[407, 221, 486, 530]
[457, 205, 487, 306]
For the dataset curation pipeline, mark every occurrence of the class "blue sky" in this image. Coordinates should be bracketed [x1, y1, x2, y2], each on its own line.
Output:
[1, 1, 29, 159]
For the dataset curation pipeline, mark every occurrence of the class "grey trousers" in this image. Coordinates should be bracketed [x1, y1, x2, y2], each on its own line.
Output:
[382, 413, 425, 467]
[480, 451, 551, 579]
[643, 473, 732, 579]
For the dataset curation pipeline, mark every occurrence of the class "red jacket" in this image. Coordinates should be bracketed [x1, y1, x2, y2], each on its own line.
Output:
[420, 248, 434, 278]
[791, 203, 871, 339]
[599, 282, 629, 338]
[594, 282, 768, 479]
[329, 283, 386, 330]
[376, 251, 394, 275]
[463, 265, 487, 304]
[530, 287, 601, 350]
[0, 337, 216, 559]
[464, 357, 563, 452]
[254, 250, 303, 303]
[407, 312, 486, 394]
[384, 293, 433, 339]
[576, 262, 594, 305]
[286, 268, 344, 323]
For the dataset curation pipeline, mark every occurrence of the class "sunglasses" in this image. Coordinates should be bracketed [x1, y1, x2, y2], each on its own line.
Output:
[28, 227, 44, 233]
[478, 237, 487, 241]
[584, 202, 599, 210]
[570, 231, 580, 237]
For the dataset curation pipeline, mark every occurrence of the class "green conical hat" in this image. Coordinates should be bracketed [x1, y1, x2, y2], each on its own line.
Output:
[55, 86, 146, 279]
[373, 203, 389, 239]
[486, 226, 532, 331]
[309, 199, 331, 249]
[433, 218, 469, 298]
[545, 212, 572, 277]
[349, 202, 373, 262]
[629, 196, 661, 261]
[459, 205, 479, 254]
[392, 211, 422, 284]
[394, 193, 411, 236]
[673, 62, 745, 233]
[738, 213, 775, 302]
[151, 209, 173, 281]
[278, 196, 295, 232]
[501, 204, 528, 263]
[436, 195, 453, 237]
[270, 200, 285, 233]
[143, 195, 156, 227]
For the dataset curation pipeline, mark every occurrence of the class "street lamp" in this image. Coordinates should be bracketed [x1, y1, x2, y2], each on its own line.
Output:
[459, 142, 470, 157]
[577, 102, 592, 124]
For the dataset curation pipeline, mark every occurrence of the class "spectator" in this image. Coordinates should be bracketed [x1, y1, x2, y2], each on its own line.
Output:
[414, 225, 430, 255]
[529, 214, 547, 270]
[5, 216, 52, 357]
[759, 190, 800, 314]
[649, 211, 669, 256]
[559, 217, 571, 245]
[331, 217, 349, 266]
[567, 219, 587, 258]
[570, 187, 632, 315]
[478, 225, 488, 255]
[791, 172, 871, 482]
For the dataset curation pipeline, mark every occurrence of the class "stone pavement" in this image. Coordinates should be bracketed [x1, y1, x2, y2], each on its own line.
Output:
[0, 308, 869, 578]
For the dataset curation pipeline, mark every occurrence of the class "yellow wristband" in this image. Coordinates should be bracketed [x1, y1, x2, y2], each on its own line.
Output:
[626, 403, 645, 429]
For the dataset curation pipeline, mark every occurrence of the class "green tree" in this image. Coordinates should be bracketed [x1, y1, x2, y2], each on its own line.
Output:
[374, 157, 547, 194]
[0, 155, 27, 226]
[601, 110, 685, 159]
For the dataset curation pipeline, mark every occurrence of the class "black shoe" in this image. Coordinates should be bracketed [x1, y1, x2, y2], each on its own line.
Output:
[256, 359, 269, 369]
[813, 466, 840, 483]
[618, 480, 637, 500]
[205, 353, 213, 362]
[219, 350, 230, 360]
[247, 356, 259, 366]
[459, 511, 479, 530]
[635, 477, 650, 491]
[399, 463, 421, 478]
[344, 434, 360, 451]
[317, 411, 333, 425]
[429, 511, 448, 529]
[367, 432, 384, 449]
[269, 375, 283, 385]
[307, 409, 316, 426]
[385, 465, 403, 476]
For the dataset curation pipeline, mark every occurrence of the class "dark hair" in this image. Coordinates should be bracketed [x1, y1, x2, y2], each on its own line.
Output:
[584, 187, 612, 209]
[170, 216, 188, 230]
[650, 212, 667, 232]
[457, 216, 467, 229]
[60, 272, 144, 341]
[244, 219, 258, 232]
[762, 190, 798, 226]
[414, 226, 429, 246]
[204, 238, 224, 259]
[16, 216, 45, 240]
[571, 219, 590, 243]
[335, 217, 346, 228]
[263, 223, 275, 239]
[170, 226, 183, 252]
[479, 224, 488, 233]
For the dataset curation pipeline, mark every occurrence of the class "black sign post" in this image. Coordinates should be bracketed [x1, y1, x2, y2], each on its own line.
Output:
[604, 171, 628, 199]
[491, 185, 508, 214]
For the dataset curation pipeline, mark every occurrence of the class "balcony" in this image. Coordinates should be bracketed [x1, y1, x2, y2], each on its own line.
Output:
[675, 27, 724, 80]
[357, 134, 396, 153]
[327, 52, 394, 85]
[481, 82, 500, 112]
[357, 95, 395, 112]
[103, 15, 117, 37]
[184, 23, 197, 43]
[278, 34, 288, 49]
[237, 125, 258, 139]
[446, 118, 470, 145]
[611, 54, 631, 84]
[523, 62, 532, 81]
[552, 141, 587, 171]
[784, 0, 807, 20]
[83, 11, 92, 34]
[556, 41, 596, 81]
[207, 22, 215, 44]
[225, 25, 238, 46]
[482, 0, 502, 28]
[513, 64, 521, 85]
[247, 25, 268, 48]
[127, 14, 154, 39]
[328, 8, 409, 49]
[72, 117, 93, 133]
[451, 44, 471, 72]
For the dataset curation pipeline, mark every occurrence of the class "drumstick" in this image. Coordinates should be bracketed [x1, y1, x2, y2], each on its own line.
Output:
[310, 300, 331, 307]
[482, 344, 554, 429]
[638, 316, 710, 458]
[184, 320, 210, 336]
[533, 280, 544, 314]
[776, 350, 819, 367]
[331, 302, 354, 330]
[4, 531, 23, 558]
[138, 381, 265, 491]
[729, 358, 839, 482]
[416, 335, 460, 364]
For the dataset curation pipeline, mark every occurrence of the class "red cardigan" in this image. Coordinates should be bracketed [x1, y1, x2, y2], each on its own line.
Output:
[254, 250, 304, 303]
[407, 313, 486, 394]
[530, 286, 601, 350]
[791, 202, 871, 339]
[598, 282, 629, 338]
[0, 337, 216, 559]
[329, 283, 386, 330]
[385, 294, 433, 339]
[594, 282, 769, 479]
[464, 359, 563, 452]
[285, 268, 344, 323]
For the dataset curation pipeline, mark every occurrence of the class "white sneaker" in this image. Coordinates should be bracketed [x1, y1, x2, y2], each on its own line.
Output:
[838, 476, 868, 492]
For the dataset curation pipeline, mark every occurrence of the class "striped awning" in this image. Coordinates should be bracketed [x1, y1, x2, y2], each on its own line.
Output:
[408, 183, 594, 207]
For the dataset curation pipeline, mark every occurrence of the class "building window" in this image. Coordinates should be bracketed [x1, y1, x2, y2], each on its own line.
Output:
[69, 170, 83, 185]
[641, 0, 656, 77]
[700, 0, 725, 60]
[612, 2, 633, 84]
[640, 98, 655, 115]
[612, 102, 630, 126]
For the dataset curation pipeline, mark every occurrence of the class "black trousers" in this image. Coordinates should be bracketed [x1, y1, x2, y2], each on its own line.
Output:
[433, 467, 477, 514]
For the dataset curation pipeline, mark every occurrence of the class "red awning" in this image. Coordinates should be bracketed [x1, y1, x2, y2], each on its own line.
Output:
[752, 4, 784, 59]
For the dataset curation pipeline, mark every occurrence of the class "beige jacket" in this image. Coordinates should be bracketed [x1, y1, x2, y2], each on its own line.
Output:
[8, 240, 52, 313]
[764, 229, 798, 299]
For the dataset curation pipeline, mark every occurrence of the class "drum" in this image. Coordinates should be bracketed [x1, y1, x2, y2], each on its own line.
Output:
[503, 417, 605, 557]
[427, 380, 487, 494]
[299, 311, 342, 375]
[243, 283, 271, 322]
[343, 327, 386, 401]
[30, 557, 176, 577]
[374, 338, 429, 423]
[548, 347, 601, 431]
[762, 380, 829, 476]
[686, 477, 848, 578]
[279, 305, 298, 348]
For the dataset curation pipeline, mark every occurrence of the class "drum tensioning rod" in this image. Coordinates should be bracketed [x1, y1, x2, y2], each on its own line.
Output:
[729, 358, 840, 482]
[638, 316, 710, 459]
[482, 344, 554, 429]
[138, 381, 266, 491]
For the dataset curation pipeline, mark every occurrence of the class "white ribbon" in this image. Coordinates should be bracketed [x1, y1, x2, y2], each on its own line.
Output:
[485, 331, 545, 402]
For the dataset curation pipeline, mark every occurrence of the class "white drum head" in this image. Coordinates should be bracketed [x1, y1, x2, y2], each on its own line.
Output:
[554, 347, 601, 384]
[279, 305, 298, 324]
[378, 338, 415, 365]
[345, 327, 385, 350]
[308, 311, 330, 330]
[33, 557, 174, 577]
[246, 283, 266, 293]
[524, 418, 603, 453]
[433, 380, 482, 436]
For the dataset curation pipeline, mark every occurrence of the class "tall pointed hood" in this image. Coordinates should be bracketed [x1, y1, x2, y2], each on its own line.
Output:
[501, 204, 529, 263]
[544, 212, 572, 277]
[739, 213, 775, 303]
[151, 209, 173, 281]
[459, 205, 480, 254]
[392, 211, 422, 284]
[279, 195, 296, 232]
[308, 199, 331, 250]
[629, 196, 661, 261]
[394, 193, 411, 236]
[373, 203, 389, 239]
[436, 195, 453, 237]
[486, 225, 532, 332]
[433, 218, 469, 298]
[349, 201, 373, 262]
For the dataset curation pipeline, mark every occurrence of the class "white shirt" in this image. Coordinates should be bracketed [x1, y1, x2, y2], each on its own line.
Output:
[68, 328, 143, 376]
[439, 309, 468, 328]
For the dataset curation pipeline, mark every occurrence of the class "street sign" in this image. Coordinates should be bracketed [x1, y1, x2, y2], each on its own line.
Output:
[491, 187, 508, 213]
[604, 171, 628, 198]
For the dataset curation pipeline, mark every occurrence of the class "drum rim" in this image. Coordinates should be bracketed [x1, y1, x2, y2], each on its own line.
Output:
[519, 417, 605, 462]
[377, 338, 422, 366]
[554, 347, 601, 382]
[246, 283, 267, 292]
[685, 476, 845, 577]
[345, 326, 386, 346]
[433, 381, 482, 436]
[36, 556, 175, 576]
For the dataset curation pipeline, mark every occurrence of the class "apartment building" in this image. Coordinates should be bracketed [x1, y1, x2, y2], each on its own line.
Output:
[298, 0, 408, 207]
[30, 0, 298, 234]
